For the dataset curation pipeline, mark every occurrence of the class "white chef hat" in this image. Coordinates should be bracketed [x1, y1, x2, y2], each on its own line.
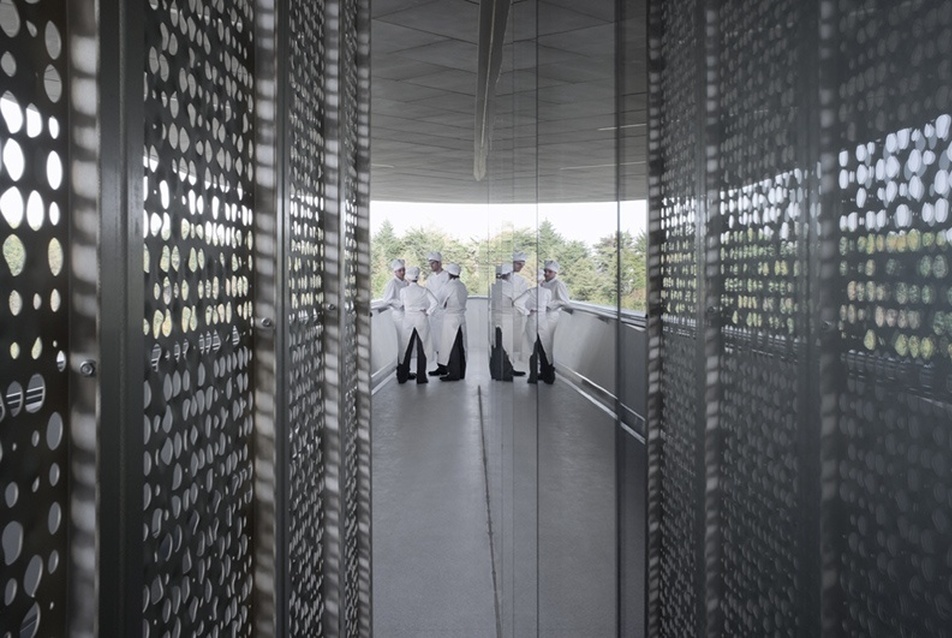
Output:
[512, 251, 528, 262]
[390, 258, 406, 271]
[537, 268, 546, 282]
[405, 266, 421, 281]
[426, 251, 443, 263]
[445, 263, 461, 276]
[543, 260, 560, 273]
[496, 263, 513, 277]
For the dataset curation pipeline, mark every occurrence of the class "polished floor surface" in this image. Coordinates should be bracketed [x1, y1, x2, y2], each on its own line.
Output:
[372, 346, 617, 637]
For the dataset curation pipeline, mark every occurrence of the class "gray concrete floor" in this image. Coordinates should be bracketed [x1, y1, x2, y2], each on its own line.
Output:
[372, 348, 617, 637]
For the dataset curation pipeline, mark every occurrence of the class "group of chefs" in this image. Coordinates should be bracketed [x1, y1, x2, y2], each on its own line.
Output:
[380, 250, 572, 385]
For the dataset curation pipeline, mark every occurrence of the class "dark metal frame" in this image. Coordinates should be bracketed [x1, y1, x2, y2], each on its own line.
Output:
[253, 0, 285, 634]
[67, 0, 102, 634]
[323, 0, 348, 630]
[97, 1, 146, 636]
[814, 1, 843, 632]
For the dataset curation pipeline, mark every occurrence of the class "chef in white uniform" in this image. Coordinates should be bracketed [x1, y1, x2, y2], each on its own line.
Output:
[514, 269, 555, 384]
[436, 263, 468, 381]
[424, 251, 450, 361]
[380, 259, 409, 366]
[397, 266, 439, 384]
[541, 259, 572, 338]
[510, 251, 530, 366]
[511, 251, 530, 296]
[489, 263, 521, 380]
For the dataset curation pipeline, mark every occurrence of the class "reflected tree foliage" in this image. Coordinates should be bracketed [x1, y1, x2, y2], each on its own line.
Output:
[371, 219, 647, 311]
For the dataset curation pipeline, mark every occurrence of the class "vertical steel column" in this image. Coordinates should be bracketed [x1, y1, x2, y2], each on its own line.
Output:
[254, 0, 285, 635]
[67, 0, 101, 635]
[97, 1, 145, 636]
[815, 1, 843, 634]
[613, 0, 625, 631]
[698, 3, 723, 634]
[644, 0, 664, 631]
[354, 0, 374, 632]
[323, 0, 347, 632]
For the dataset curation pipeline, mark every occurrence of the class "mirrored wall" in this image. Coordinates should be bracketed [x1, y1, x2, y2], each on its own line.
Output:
[368, 0, 647, 635]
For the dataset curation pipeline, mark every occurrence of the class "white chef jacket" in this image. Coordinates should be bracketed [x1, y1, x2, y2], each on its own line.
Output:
[541, 277, 572, 332]
[438, 278, 468, 366]
[511, 272, 530, 297]
[381, 276, 409, 352]
[425, 269, 451, 354]
[510, 273, 530, 359]
[399, 283, 439, 360]
[514, 285, 554, 357]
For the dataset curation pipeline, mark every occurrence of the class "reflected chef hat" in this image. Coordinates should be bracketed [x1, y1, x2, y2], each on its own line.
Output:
[512, 251, 528, 262]
[543, 260, 560, 273]
[445, 263, 461, 276]
[390, 258, 406, 271]
[427, 251, 443, 262]
[496, 263, 513, 277]
[405, 266, 421, 281]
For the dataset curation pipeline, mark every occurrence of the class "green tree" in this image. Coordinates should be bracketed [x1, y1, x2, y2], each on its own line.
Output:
[532, 220, 603, 303]
[371, 220, 401, 297]
[593, 230, 647, 311]
[369, 220, 644, 309]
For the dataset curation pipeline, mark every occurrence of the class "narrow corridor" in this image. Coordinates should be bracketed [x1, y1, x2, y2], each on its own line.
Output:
[372, 343, 617, 636]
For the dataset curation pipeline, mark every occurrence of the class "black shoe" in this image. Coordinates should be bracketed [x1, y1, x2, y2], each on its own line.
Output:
[527, 377, 538, 384]
[407, 373, 416, 380]
[512, 370, 526, 377]
[429, 365, 448, 376]
[416, 376, 428, 384]
[440, 375, 461, 382]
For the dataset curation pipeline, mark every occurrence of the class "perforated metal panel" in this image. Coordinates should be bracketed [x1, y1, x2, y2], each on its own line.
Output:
[141, 1, 256, 635]
[340, 0, 366, 633]
[280, 0, 371, 634]
[650, 0, 952, 636]
[2, 1, 372, 635]
[0, 1, 70, 636]
[715, 1, 809, 634]
[651, 0, 702, 635]
[833, 1, 952, 634]
[286, 0, 328, 634]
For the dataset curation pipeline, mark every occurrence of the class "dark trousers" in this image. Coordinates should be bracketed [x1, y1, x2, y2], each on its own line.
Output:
[489, 326, 515, 381]
[527, 336, 555, 384]
[443, 328, 467, 380]
[397, 328, 428, 384]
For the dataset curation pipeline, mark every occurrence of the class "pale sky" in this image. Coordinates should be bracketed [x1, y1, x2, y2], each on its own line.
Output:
[370, 200, 648, 247]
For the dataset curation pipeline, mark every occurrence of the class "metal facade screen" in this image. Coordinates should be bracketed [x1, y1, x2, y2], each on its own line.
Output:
[649, 0, 952, 636]
[0, 0, 371, 635]
[141, 0, 257, 635]
[286, 0, 329, 634]
[0, 1, 70, 636]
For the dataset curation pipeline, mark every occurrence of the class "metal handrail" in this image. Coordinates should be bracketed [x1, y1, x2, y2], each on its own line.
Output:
[372, 294, 647, 327]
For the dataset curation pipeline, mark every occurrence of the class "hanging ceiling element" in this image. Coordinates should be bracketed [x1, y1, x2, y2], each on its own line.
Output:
[370, 0, 647, 203]
[473, 0, 512, 181]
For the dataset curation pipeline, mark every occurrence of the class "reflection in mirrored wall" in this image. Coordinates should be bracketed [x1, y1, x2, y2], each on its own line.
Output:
[368, 0, 647, 635]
